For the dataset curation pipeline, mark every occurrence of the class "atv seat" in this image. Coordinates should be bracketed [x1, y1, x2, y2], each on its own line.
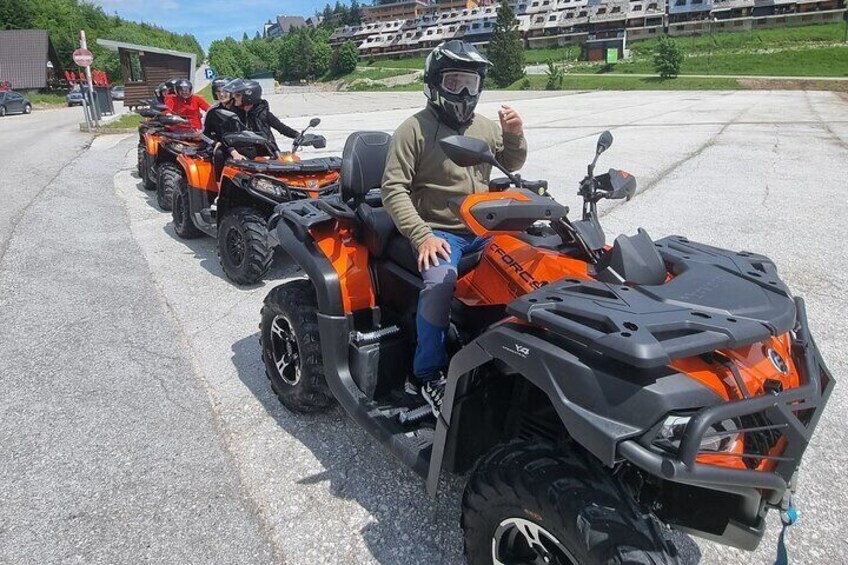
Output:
[342, 131, 483, 277]
[357, 204, 482, 277]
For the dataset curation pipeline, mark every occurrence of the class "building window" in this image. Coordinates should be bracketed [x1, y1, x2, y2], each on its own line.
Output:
[123, 51, 145, 83]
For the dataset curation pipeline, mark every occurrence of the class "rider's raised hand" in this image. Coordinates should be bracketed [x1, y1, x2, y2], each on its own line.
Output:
[417, 236, 452, 272]
[498, 105, 524, 136]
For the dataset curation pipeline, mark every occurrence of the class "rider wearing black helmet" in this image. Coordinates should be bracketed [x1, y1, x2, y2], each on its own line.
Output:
[203, 76, 239, 143]
[223, 78, 299, 154]
[165, 78, 209, 129]
[380, 40, 527, 416]
[154, 78, 179, 105]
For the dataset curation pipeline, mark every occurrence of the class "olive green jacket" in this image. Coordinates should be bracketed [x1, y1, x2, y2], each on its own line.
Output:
[381, 105, 528, 249]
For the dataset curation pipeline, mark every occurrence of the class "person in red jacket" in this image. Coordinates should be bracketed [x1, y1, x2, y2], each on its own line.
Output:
[165, 78, 209, 130]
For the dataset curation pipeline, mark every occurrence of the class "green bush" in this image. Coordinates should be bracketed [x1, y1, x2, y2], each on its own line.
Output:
[653, 36, 683, 79]
[333, 40, 359, 76]
[545, 60, 564, 90]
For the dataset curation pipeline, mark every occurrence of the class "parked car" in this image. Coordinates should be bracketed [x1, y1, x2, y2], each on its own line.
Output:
[67, 87, 85, 107]
[110, 85, 125, 100]
[0, 91, 32, 117]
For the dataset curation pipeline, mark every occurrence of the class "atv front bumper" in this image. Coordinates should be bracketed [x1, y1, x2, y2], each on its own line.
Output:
[616, 297, 834, 548]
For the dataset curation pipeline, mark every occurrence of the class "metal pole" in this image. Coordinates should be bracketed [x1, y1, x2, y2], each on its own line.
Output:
[81, 88, 93, 132]
[80, 30, 99, 126]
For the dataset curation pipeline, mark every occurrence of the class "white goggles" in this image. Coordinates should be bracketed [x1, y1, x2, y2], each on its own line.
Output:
[440, 71, 481, 96]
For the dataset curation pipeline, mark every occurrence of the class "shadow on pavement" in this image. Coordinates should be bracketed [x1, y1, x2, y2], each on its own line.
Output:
[230, 332, 468, 564]
[229, 332, 702, 564]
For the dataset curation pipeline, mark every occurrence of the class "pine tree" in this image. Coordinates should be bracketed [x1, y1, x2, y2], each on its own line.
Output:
[348, 0, 362, 25]
[488, 0, 525, 88]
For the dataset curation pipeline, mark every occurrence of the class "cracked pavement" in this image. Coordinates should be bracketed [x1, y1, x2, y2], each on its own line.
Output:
[1, 91, 847, 564]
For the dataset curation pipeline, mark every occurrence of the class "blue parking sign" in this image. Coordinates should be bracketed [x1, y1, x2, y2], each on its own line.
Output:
[205, 68, 217, 80]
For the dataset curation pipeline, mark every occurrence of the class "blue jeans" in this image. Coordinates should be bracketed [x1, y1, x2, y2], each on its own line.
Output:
[414, 230, 489, 381]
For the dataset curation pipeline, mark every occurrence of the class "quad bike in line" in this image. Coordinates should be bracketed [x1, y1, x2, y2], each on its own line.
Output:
[258, 130, 833, 564]
[168, 113, 341, 285]
[135, 106, 202, 211]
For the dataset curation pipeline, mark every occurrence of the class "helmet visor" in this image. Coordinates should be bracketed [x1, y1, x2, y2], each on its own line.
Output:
[440, 71, 481, 96]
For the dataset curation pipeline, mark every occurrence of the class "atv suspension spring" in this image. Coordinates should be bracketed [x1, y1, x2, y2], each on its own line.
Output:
[353, 325, 401, 346]
[398, 404, 433, 425]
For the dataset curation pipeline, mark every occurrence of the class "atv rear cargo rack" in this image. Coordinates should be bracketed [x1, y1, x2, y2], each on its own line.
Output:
[226, 156, 342, 175]
[507, 236, 797, 368]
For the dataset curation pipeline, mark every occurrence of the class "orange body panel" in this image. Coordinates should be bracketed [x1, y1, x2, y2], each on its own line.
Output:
[144, 132, 160, 157]
[313, 224, 375, 313]
[178, 154, 217, 193]
[456, 234, 591, 306]
[220, 156, 340, 194]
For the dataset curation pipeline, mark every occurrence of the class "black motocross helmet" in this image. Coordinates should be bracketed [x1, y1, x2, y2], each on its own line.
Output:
[211, 76, 234, 101]
[223, 78, 262, 106]
[424, 40, 492, 130]
[175, 78, 193, 99]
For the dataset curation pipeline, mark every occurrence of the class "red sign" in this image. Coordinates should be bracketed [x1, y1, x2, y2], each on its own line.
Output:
[72, 48, 94, 67]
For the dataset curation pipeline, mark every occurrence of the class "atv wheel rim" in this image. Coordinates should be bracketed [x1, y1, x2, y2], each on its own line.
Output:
[225, 227, 245, 266]
[270, 315, 301, 385]
[492, 517, 576, 565]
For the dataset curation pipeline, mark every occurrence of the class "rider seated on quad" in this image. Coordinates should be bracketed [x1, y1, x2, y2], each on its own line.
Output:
[222, 79, 300, 160]
[166, 78, 210, 130]
[202, 77, 244, 178]
[381, 40, 527, 416]
[153, 78, 179, 106]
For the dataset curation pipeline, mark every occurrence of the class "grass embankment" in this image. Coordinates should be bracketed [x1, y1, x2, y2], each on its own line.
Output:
[510, 74, 742, 91]
[99, 112, 143, 129]
[24, 92, 68, 107]
[364, 44, 582, 70]
[601, 23, 848, 77]
[197, 83, 213, 103]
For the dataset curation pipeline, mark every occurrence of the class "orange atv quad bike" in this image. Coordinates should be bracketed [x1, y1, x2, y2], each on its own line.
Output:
[134, 102, 169, 179]
[136, 108, 201, 211]
[259, 131, 833, 564]
[169, 113, 341, 285]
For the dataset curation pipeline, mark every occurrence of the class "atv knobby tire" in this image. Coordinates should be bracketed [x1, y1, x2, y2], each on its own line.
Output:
[462, 441, 679, 565]
[141, 152, 156, 191]
[156, 162, 181, 211]
[218, 207, 273, 285]
[136, 143, 145, 176]
[172, 180, 203, 239]
[260, 280, 334, 413]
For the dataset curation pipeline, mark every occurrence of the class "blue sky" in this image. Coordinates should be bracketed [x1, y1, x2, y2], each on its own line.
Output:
[90, 0, 332, 49]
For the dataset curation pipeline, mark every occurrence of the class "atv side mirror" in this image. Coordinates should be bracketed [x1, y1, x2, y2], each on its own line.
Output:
[439, 135, 495, 168]
[158, 114, 189, 126]
[309, 117, 321, 128]
[596, 131, 614, 155]
[152, 103, 169, 112]
[137, 108, 159, 118]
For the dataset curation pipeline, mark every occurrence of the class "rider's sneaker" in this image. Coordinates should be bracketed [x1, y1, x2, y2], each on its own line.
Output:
[421, 375, 447, 418]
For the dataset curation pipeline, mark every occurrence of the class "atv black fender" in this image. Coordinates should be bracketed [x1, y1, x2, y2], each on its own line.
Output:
[426, 323, 723, 496]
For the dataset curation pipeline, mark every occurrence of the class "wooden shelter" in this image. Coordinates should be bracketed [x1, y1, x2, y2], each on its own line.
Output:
[96, 39, 196, 107]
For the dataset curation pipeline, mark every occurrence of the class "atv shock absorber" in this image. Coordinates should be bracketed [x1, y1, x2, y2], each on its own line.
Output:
[398, 404, 433, 425]
[352, 325, 401, 346]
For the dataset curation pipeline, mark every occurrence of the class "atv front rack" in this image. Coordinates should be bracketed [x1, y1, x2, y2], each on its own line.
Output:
[617, 298, 833, 506]
[226, 156, 342, 174]
[507, 236, 797, 368]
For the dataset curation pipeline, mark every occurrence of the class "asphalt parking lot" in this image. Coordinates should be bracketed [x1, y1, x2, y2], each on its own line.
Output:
[1, 90, 847, 564]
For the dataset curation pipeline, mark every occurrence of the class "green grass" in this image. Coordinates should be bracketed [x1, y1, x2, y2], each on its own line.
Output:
[100, 112, 143, 129]
[197, 83, 213, 103]
[346, 79, 424, 92]
[364, 44, 581, 69]
[22, 91, 67, 107]
[364, 56, 427, 70]
[630, 23, 847, 57]
[600, 46, 848, 77]
[510, 74, 742, 91]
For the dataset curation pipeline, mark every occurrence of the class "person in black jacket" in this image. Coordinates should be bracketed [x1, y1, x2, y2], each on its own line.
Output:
[222, 79, 299, 154]
[202, 77, 246, 178]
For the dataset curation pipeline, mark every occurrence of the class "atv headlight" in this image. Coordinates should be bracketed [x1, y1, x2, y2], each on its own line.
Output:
[653, 415, 740, 454]
[251, 177, 287, 199]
